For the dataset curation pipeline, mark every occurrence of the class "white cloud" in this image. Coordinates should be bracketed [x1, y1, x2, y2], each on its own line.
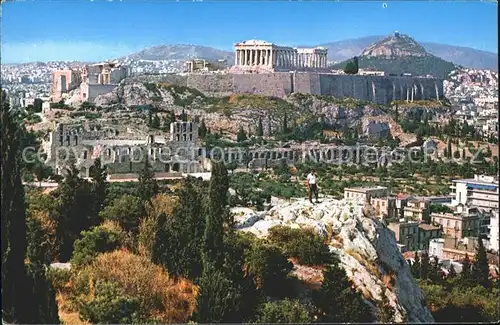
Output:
[1, 41, 144, 63]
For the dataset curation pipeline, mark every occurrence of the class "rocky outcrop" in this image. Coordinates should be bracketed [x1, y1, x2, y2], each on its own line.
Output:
[232, 197, 434, 323]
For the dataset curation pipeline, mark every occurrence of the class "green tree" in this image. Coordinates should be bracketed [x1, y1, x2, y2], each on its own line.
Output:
[99, 194, 144, 233]
[254, 299, 311, 323]
[33, 162, 53, 187]
[79, 280, 140, 324]
[151, 114, 160, 129]
[245, 243, 294, 299]
[472, 238, 490, 288]
[461, 253, 472, 284]
[33, 98, 43, 112]
[54, 163, 95, 261]
[421, 251, 430, 280]
[70, 226, 122, 267]
[194, 264, 244, 323]
[256, 117, 264, 137]
[448, 263, 457, 278]
[137, 158, 159, 203]
[1, 90, 58, 323]
[282, 112, 289, 134]
[447, 138, 452, 158]
[312, 263, 374, 322]
[353, 56, 359, 73]
[152, 178, 205, 279]
[202, 161, 229, 269]
[89, 157, 108, 219]
[236, 126, 247, 142]
[199, 119, 208, 138]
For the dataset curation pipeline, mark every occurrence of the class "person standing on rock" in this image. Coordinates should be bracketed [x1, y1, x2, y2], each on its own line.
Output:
[306, 169, 320, 204]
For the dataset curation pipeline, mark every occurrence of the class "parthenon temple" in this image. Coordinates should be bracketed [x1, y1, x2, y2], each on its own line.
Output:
[231, 40, 328, 73]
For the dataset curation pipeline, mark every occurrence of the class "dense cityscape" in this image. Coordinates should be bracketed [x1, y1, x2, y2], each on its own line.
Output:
[1, 1, 499, 324]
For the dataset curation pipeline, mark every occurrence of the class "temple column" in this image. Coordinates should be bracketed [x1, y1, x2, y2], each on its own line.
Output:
[244, 50, 247, 65]
[252, 50, 256, 65]
[269, 49, 273, 67]
[262, 49, 266, 65]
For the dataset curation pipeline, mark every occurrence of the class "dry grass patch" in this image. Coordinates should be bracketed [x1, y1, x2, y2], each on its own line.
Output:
[75, 250, 199, 323]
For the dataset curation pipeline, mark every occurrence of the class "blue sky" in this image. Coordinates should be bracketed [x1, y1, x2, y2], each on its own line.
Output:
[1, 0, 498, 63]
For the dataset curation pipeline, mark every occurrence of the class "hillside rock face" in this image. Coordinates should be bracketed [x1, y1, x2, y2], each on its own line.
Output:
[233, 197, 434, 323]
[362, 32, 429, 58]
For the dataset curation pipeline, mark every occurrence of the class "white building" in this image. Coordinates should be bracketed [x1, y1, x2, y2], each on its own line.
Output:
[450, 175, 499, 212]
[488, 211, 499, 252]
[429, 238, 444, 258]
[344, 186, 390, 203]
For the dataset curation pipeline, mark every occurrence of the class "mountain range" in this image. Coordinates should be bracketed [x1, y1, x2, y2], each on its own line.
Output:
[120, 35, 497, 72]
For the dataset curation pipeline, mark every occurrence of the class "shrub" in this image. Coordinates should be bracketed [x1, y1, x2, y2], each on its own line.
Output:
[254, 299, 312, 323]
[70, 226, 122, 267]
[99, 194, 144, 232]
[268, 226, 332, 265]
[73, 250, 199, 323]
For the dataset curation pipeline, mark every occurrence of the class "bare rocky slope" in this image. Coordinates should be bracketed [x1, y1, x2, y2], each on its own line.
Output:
[94, 79, 401, 140]
[232, 197, 435, 323]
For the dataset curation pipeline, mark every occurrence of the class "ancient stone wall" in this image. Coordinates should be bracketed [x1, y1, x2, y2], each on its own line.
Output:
[131, 72, 443, 104]
[132, 74, 188, 86]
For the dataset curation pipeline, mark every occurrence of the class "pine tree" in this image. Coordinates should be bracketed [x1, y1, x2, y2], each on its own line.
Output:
[472, 237, 490, 288]
[256, 117, 264, 137]
[202, 161, 229, 269]
[89, 157, 108, 219]
[199, 119, 208, 138]
[236, 126, 247, 143]
[137, 158, 159, 203]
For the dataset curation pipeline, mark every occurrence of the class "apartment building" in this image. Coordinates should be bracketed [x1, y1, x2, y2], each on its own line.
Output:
[403, 199, 431, 221]
[488, 211, 499, 252]
[344, 186, 389, 203]
[431, 204, 489, 240]
[388, 221, 420, 251]
[450, 174, 499, 212]
[417, 223, 442, 250]
[371, 196, 396, 219]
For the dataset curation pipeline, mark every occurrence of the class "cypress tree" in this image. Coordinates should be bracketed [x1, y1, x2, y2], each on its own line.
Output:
[199, 119, 208, 138]
[420, 251, 430, 280]
[236, 126, 247, 143]
[89, 157, 108, 220]
[256, 117, 264, 137]
[282, 112, 288, 134]
[472, 237, 490, 288]
[1, 90, 32, 323]
[56, 162, 94, 261]
[412, 253, 421, 278]
[202, 161, 229, 269]
[153, 178, 204, 279]
[447, 138, 452, 158]
[2, 90, 59, 323]
[353, 56, 359, 74]
[137, 158, 159, 203]
[461, 253, 472, 285]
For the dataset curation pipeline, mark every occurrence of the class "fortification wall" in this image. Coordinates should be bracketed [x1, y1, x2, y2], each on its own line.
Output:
[232, 73, 292, 97]
[132, 74, 188, 86]
[131, 72, 443, 104]
[186, 74, 234, 96]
